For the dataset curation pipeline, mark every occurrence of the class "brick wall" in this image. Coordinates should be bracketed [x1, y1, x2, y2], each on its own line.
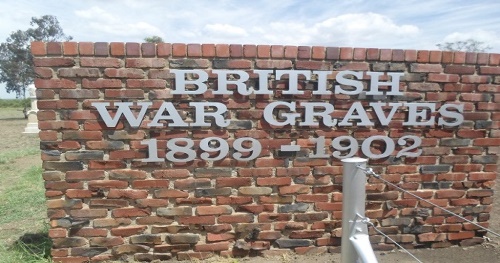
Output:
[32, 42, 500, 262]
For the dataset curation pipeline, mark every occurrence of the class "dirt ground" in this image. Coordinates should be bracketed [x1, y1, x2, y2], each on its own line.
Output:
[0, 109, 499, 263]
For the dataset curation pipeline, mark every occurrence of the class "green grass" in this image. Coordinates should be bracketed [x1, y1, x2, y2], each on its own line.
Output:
[0, 228, 52, 263]
[0, 146, 50, 262]
[0, 148, 40, 165]
[0, 166, 46, 224]
[0, 99, 29, 108]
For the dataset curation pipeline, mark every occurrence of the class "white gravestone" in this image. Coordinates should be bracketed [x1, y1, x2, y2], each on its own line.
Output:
[23, 84, 40, 134]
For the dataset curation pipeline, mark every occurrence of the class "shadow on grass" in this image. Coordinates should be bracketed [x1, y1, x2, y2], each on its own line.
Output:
[11, 231, 52, 262]
[0, 117, 27, 121]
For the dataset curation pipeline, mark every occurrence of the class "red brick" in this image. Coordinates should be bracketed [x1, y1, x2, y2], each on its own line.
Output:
[35, 79, 76, 89]
[207, 233, 235, 242]
[141, 43, 156, 57]
[69, 209, 107, 219]
[418, 233, 446, 242]
[179, 216, 216, 225]
[271, 45, 284, 58]
[435, 190, 465, 199]
[256, 177, 291, 186]
[94, 42, 108, 56]
[62, 42, 78, 56]
[311, 46, 325, 60]
[109, 42, 125, 56]
[132, 179, 169, 189]
[284, 46, 298, 59]
[448, 231, 475, 240]
[257, 45, 271, 58]
[404, 50, 417, 62]
[279, 185, 310, 195]
[194, 241, 230, 252]
[126, 42, 140, 57]
[201, 44, 215, 57]
[380, 49, 392, 61]
[187, 44, 202, 57]
[112, 208, 150, 218]
[31, 41, 46, 55]
[47, 42, 62, 55]
[216, 196, 253, 205]
[366, 48, 379, 60]
[229, 44, 243, 58]
[196, 205, 232, 215]
[296, 194, 329, 202]
[417, 50, 429, 62]
[216, 177, 251, 188]
[111, 226, 147, 237]
[157, 43, 171, 57]
[107, 189, 148, 199]
[243, 45, 257, 58]
[79, 42, 94, 56]
[340, 47, 353, 60]
[216, 44, 230, 57]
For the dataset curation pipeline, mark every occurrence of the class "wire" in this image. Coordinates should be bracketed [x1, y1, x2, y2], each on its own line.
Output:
[365, 219, 423, 263]
[357, 165, 500, 239]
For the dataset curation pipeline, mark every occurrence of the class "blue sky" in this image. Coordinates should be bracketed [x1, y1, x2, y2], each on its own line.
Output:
[1, 0, 500, 98]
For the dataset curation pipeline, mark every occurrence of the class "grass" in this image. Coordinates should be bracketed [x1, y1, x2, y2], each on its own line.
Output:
[0, 125, 50, 262]
[0, 229, 52, 263]
[0, 99, 29, 108]
[0, 166, 46, 224]
[0, 148, 40, 165]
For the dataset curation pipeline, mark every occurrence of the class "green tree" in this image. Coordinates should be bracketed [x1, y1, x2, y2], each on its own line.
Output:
[144, 35, 164, 43]
[436, 39, 491, 52]
[0, 15, 72, 98]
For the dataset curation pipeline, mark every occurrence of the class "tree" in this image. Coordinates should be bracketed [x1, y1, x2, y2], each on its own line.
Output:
[144, 35, 164, 43]
[0, 15, 72, 98]
[436, 39, 491, 52]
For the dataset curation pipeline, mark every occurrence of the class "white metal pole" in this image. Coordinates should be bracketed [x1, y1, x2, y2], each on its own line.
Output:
[341, 157, 377, 263]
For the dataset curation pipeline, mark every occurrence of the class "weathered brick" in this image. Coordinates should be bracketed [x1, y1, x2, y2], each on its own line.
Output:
[112, 244, 149, 256]
[157, 207, 192, 216]
[167, 234, 200, 244]
[130, 234, 162, 245]
[53, 237, 87, 248]
[275, 239, 313, 248]
[238, 187, 273, 196]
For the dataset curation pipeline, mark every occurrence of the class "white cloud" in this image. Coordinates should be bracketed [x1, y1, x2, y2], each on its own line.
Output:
[254, 13, 420, 47]
[74, 6, 118, 22]
[74, 6, 164, 39]
[441, 29, 500, 51]
[203, 24, 248, 38]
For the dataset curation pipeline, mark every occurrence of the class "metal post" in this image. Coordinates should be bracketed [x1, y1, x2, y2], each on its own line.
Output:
[341, 157, 377, 263]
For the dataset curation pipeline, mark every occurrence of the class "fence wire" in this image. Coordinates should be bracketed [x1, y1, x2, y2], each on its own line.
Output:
[355, 165, 500, 263]
[356, 165, 500, 239]
[363, 217, 423, 263]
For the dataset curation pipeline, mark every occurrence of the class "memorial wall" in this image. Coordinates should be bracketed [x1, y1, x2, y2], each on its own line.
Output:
[32, 42, 500, 262]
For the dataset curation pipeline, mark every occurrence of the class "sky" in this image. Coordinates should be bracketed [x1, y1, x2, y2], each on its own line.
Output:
[1, 0, 500, 98]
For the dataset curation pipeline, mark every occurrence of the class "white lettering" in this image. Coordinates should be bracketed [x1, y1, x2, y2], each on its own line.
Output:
[438, 104, 464, 126]
[190, 102, 230, 127]
[263, 101, 300, 126]
[403, 103, 436, 126]
[339, 102, 374, 126]
[148, 102, 188, 127]
[334, 70, 364, 95]
[212, 70, 250, 95]
[299, 102, 336, 126]
[312, 70, 332, 95]
[171, 69, 208, 95]
[371, 102, 403, 126]
[92, 102, 151, 128]
[276, 70, 311, 95]
[366, 72, 404, 95]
